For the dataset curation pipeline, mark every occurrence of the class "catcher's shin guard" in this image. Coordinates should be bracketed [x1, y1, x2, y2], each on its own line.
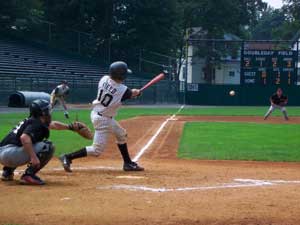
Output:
[24, 141, 55, 175]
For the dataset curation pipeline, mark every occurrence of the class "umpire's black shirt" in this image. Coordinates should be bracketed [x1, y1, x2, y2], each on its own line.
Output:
[0, 117, 49, 147]
[271, 94, 288, 105]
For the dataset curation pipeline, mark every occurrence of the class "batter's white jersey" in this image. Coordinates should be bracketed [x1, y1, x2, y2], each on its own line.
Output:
[92, 76, 128, 117]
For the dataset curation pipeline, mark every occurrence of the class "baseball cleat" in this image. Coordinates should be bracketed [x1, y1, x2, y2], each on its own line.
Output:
[20, 174, 45, 185]
[1, 172, 14, 181]
[59, 155, 72, 172]
[1, 167, 15, 181]
[123, 161, 144, 172]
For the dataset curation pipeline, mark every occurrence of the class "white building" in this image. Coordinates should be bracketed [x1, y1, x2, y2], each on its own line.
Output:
[180, 27, 241, 85]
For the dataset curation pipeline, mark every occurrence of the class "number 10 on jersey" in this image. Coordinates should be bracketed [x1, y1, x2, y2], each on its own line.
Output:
[97, 90, 113, 107]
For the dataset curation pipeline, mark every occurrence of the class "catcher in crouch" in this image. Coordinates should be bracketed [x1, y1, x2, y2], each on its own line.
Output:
[0, 99, 86, 185]
[59, 61, 144, 172]
[264, 87, 289, 121]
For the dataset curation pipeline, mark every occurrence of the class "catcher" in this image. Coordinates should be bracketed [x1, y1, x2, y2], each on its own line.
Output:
[0, 99, 91, 185]
[59, 61, 144, 172]
[50, 80, 70, 119]
[264, 87, 289, 120]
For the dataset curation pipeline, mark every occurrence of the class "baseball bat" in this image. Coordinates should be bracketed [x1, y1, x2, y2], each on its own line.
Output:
[140, 73, 165, 92]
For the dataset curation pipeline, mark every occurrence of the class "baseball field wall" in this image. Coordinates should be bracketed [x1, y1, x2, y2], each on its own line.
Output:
[185, 84, 300, 106]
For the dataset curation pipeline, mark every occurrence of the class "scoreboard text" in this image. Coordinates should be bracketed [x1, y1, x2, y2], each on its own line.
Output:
[241, 50, 298, 85]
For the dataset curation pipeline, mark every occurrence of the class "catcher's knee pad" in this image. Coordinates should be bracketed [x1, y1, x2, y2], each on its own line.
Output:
[37, 141, 55, 166]
[26, 141, 55, 175]
[86, 144, 104, 157]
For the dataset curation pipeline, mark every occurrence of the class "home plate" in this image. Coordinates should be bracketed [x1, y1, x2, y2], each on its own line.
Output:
[116, 175, 145, 179]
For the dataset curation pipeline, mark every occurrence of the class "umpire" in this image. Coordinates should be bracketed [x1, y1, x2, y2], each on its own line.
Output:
[0, 99, 71, 185]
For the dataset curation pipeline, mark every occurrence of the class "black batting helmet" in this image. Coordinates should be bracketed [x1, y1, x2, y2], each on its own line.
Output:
[29, 99, 51, 118]
[109, 61, 132, 81]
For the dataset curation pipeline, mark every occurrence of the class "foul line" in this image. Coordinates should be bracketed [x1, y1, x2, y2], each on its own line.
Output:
[97, 178, 300, 193]
[133, 105, 185, 162]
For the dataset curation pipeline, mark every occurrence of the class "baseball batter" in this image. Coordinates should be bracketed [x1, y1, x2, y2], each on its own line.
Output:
[264, 88, 289, 120]
[50, 80, 70, 118]
[59, 61, 144, 172]
[0, 99, 74, 185]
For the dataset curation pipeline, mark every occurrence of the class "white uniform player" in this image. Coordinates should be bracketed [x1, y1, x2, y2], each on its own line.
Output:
[59, 61, 144, 172]
[50, 80, 70, 118]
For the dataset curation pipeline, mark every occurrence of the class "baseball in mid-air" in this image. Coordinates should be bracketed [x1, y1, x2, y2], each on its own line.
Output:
[229, 90, 235, 96]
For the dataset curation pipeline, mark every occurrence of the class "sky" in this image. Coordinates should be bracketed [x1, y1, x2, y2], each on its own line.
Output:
[264, 0, 284, 8]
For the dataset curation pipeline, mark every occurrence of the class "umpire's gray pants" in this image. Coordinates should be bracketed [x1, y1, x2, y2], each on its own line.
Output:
[0, 142, 49, 168]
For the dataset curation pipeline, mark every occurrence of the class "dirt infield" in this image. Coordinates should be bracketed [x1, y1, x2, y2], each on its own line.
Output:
[1, 116, 300, 225]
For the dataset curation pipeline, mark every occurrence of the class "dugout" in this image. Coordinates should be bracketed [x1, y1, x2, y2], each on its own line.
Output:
[8, 91, 50, 107]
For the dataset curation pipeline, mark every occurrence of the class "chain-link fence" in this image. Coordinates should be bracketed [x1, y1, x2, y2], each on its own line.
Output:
[0, 76, 180, 106]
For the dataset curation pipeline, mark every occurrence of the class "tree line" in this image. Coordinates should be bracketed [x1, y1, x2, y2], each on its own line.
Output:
[0, 0, 299, 64]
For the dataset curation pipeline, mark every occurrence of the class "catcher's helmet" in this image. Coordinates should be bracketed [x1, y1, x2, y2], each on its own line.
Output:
[109, 61, 132, 81]
[29, 99, 51, 118]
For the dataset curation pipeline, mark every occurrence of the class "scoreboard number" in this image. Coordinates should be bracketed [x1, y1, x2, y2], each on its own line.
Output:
[276, 74, 280, 85]
[272, 58, 277, 68]
[261, 71, 267, 85]
[245, 58, 250, 67]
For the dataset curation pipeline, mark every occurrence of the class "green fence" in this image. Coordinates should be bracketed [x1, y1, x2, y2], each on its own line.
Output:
[185, 84, 300, 106]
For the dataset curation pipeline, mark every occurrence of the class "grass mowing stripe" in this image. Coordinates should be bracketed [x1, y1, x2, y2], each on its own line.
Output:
[178, 122, 300, 162]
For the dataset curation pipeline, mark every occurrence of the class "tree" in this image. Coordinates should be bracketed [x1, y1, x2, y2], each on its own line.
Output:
[0, 0, 42, 31]
[250, 7, 286, 40]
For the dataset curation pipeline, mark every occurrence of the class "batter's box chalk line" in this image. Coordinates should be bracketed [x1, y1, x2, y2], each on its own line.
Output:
[15, 165, 120, 174]
[96, 178, 300, 193]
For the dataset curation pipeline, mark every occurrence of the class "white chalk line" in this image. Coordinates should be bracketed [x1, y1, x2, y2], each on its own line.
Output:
[133, 105, 185, 162]
[14, 165, 120, 174]
[96, 178, 300, 193]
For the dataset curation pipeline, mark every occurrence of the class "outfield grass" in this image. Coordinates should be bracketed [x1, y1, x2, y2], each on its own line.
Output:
[1, 106, 300, 157]
[178, 122, 300, 162]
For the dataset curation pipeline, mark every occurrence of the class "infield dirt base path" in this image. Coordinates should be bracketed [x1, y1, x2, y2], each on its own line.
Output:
[1, 116, 300, 225]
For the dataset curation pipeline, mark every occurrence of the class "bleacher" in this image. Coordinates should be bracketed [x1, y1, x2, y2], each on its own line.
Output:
[0, 39, 154, 105]
[0, 39, 106, 81]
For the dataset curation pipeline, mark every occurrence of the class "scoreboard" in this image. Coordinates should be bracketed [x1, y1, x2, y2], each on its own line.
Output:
[241, 50, 298, 85]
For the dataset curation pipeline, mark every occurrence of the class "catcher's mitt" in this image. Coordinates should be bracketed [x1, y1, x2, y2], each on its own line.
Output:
[68, 121, 93, 140]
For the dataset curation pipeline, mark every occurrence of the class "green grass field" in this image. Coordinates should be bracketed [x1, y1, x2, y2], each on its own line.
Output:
[179, 122, 300, 162]
[1, 106, 300, 160]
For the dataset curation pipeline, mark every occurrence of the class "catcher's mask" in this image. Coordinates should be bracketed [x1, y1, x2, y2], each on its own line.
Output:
[109, 61, 132, 81]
